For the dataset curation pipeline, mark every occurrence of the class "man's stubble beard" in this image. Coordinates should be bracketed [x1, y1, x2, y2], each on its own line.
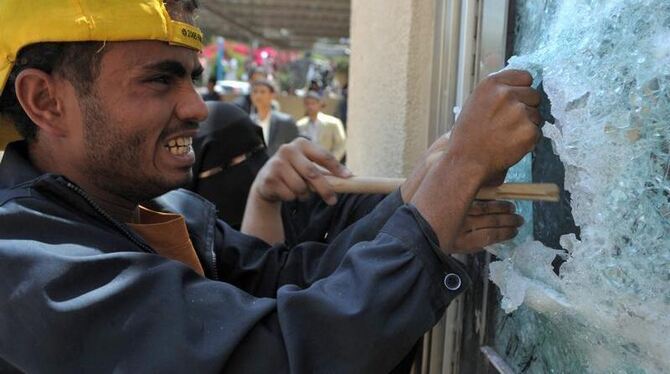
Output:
[80, 95, 190, 204]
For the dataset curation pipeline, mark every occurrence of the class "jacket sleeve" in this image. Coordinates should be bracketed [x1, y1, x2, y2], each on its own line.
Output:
[214, 197, 471, 372]
[0, 197, 469, 374]
[281, 191, 388, 246]
[221, 190, 406, 293]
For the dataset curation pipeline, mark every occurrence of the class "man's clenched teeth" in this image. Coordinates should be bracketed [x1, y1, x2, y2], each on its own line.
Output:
[166, 136, 193, 156]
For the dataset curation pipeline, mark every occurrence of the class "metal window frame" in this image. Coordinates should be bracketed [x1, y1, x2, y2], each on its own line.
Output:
[423, 0, 511, 373]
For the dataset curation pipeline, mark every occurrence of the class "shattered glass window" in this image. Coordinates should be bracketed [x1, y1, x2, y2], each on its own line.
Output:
[488, 1, 670, 372]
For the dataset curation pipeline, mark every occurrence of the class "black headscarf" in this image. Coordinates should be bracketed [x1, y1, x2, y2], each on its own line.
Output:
[190, 102, 269, 228]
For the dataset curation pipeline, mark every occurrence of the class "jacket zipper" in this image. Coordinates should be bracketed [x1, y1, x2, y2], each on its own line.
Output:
[65, 180, 223, 279]
[209, 242, 219, 281]
[206, 204, 220, 280]
[65, 182, 156, 254]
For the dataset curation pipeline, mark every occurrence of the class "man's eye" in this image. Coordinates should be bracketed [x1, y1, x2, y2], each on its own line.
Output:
[151, 75, 173, 85]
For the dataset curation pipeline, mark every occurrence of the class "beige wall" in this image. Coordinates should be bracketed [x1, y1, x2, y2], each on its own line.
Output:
[347, 0, 436, 177]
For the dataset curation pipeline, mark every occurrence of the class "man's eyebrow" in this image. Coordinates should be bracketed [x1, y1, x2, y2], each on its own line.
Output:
[142, 60, 204, 79]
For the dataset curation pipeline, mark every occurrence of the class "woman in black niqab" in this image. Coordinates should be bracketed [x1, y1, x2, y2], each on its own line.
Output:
[190, 102, 269, 229]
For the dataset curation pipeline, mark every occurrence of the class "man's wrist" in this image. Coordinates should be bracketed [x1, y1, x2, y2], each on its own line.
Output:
[409, 149, 486, 251]
[441, 147, 489, 189]
[248, 184, 281, 210]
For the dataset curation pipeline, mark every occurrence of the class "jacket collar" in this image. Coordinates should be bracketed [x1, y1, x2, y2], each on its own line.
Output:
[0, 141, 220, 277]
[0, 140, 219, 230]
[0, 141, 43, 189]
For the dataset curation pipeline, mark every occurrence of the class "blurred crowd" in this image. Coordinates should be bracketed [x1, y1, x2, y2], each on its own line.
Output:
[193, 65, 348, 228]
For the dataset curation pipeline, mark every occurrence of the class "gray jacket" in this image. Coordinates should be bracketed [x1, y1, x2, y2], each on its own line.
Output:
[266, 111, 299, 155]
[0, 141, 470, 373]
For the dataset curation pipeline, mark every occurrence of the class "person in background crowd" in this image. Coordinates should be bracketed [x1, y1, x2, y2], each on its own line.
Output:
[201, 76, 221, 102]
[232, 66, 269, 114]
[190, 102, 268, 228]
[297, 91, 346, 161]
[190, 102, 386, 251]
[307, 79, 323, 95]
[250, 79, 298, 155]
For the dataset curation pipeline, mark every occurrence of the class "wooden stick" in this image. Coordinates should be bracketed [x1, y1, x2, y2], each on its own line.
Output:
[324, 176, 560, 202]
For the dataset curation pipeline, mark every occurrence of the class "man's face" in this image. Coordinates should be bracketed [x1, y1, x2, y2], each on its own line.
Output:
[250, 85, 273, 109]
[67, 41, 207, 203]
[304, 97, 321, 116]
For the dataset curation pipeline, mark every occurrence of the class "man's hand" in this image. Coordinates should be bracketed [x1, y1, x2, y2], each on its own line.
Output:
[409, 70, 540, 252]
[453, 201, 523, 253]
[242, 138, 352, 244]
[448, 69, 542, 179]
[252, 138, 352, 206]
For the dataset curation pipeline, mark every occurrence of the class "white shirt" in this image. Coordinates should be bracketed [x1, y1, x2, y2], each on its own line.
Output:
[253, 112, 272, 144]
[302, 118, 319, 141]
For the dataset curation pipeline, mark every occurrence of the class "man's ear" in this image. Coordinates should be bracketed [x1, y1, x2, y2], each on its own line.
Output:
[14, 68, 69, 138]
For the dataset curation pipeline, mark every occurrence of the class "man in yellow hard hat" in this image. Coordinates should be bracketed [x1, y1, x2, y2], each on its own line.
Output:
[0, 1, 540, 372]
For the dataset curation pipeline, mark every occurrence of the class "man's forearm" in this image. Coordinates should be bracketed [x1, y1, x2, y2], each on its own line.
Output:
[410, 150, 485, 252]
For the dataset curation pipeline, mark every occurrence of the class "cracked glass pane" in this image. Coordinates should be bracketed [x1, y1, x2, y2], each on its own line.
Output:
[489, 1, 670, 372]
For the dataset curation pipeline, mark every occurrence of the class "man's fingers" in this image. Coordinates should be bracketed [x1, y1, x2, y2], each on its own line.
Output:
[531, 122, 542, 145]
[526, 106, 543, 126]
[462, 213, 524, 232]
[279, 168, 311, 201]
[296, 138, 352, 178]
[263, 181, 297, 202]
[514, 120, 542, 154]
[309, 178, 338, 205]
[490, 69, 533, 87]
[284, 144, 338, 205]
[273, 140, 347, 205]
[468, 200, 516, 216]
[483, 171, 507, 187]
[454, 227, 519, 252]
[512, 86, 541, 107]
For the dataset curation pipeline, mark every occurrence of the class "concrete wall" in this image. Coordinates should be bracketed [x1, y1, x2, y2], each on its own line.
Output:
[347, 0, 436, 177]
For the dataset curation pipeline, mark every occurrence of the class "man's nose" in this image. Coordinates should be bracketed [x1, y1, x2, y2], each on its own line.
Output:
[176, 85, 209, 123]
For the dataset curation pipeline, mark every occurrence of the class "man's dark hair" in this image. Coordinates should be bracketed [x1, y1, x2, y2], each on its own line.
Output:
[0, 42, 106, 141]
[304, 91, 323, 102]
[165, 0, 199, 22]
[0, 0, 200, 142]
[251, 79, 276, 94]
[248, 66, 268, 79]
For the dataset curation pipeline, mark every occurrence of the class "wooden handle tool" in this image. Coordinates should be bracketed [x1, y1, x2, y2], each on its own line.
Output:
[324, 176, 560, 202]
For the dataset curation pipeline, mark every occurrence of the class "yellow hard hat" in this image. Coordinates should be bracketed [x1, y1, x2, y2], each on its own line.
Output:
[0, 0, 204, 94]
